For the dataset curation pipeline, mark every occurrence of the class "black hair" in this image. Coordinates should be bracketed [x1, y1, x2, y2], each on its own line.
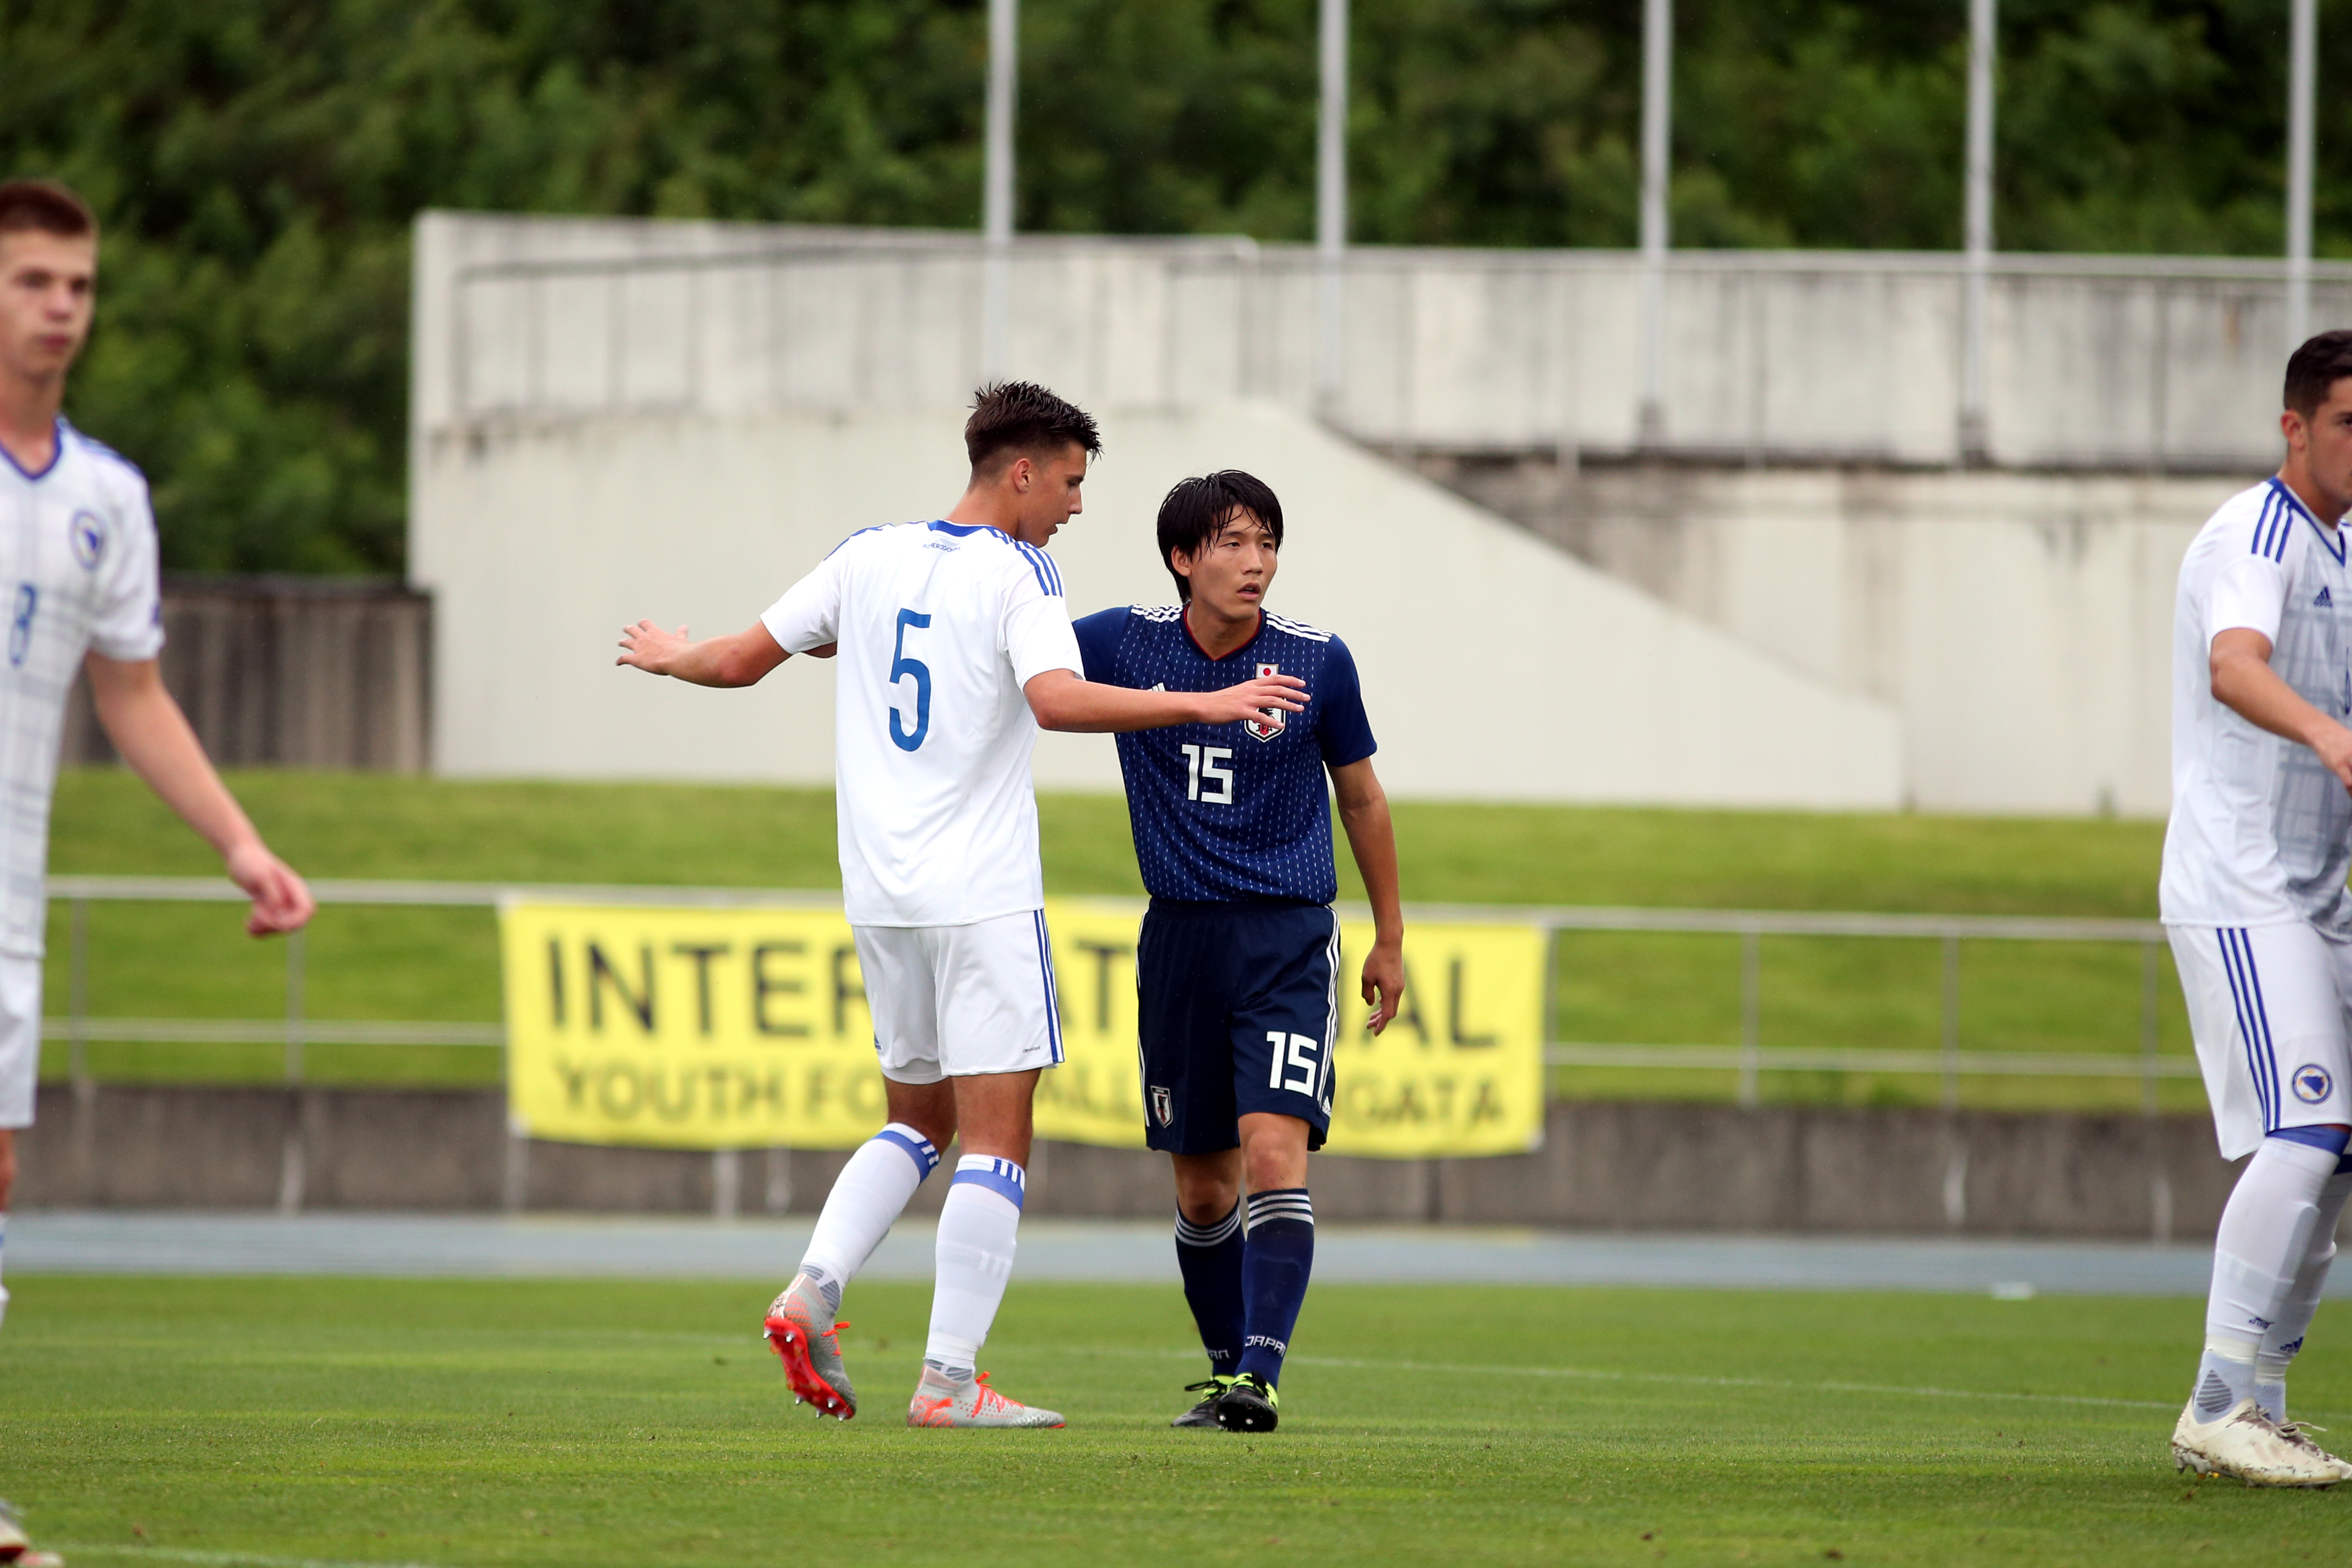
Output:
[1156, 470, 1284, 602]
[0, 178, 96, 241]
[963, 380, 1101, 474]
[2286, 329, 2352, 419]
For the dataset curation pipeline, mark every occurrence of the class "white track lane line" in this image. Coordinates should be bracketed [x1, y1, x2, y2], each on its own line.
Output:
[1065, 1343, 2198, 1413]
[56, 1547, 450, 1568]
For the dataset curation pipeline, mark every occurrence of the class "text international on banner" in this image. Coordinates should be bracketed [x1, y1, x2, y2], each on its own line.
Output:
[498, 898, 1546, 1157]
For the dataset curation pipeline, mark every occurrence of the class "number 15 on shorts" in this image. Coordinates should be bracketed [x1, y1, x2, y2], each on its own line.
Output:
[1268, 1031, 1320, 1095]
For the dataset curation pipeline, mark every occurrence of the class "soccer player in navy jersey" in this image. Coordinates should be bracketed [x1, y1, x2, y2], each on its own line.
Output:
[1072, 470, 1404, 1432]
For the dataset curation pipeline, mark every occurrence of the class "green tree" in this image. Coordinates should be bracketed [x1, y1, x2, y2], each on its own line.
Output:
[2, 1, 2347, 574]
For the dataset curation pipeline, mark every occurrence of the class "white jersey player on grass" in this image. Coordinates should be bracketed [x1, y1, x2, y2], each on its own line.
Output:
[0, 180, 313, 1378]
[2162, 329, 2352, 1487]
[616, 381, 1305, 1427]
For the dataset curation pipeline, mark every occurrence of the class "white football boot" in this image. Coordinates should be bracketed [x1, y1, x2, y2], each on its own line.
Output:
[0, 1493, 65, 1565]
[762, 1273, 855, 1420]
[2173, 1396, 2346, 1486]
[906, 1367, 1064, 1428]
[2273, 1418, 2352, 1482]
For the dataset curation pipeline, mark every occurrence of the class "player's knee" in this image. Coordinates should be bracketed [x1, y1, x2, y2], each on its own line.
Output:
[1171, 1163, 1239, 1224]
[0, 1132, 15, 1205]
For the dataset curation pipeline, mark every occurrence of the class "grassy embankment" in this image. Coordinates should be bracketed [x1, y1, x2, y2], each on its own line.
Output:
[38, 769, 2193, 1110]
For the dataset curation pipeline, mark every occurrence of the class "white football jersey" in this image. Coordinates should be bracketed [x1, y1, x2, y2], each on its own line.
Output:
[0, 420, 165, 956]
[2162, 477, 2352, 932]
[762, 520, 1081, 927]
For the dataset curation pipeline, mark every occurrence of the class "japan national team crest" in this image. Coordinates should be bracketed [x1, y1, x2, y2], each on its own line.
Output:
[1243, 661, 1285, 742]
[1150, 1085, 1175, 1127]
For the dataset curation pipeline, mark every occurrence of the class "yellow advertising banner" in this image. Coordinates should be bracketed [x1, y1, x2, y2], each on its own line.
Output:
[499, 898, 1546, 1157]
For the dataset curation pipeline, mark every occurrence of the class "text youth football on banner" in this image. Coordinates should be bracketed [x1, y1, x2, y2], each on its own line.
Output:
[498, 899, 1546, 1157]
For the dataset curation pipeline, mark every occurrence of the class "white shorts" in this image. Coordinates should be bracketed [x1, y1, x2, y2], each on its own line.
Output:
[2170, 921, 2352, 1160]
[853, 910, 1064, 1085]
[0, 952, 44, 1129]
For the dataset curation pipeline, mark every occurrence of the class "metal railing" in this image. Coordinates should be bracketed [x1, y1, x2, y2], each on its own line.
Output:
[47, 877, 2195, 1111]
[1507, 904, 2189, 1112]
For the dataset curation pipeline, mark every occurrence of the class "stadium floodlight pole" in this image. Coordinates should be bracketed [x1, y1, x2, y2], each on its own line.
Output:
[1638, 0, 1671, 445]
[981, 0, 1018, 381]
[1314, 0, 1349, 417]
[2287, 0, 2316, 356]
[1960, 0, 1996, 464]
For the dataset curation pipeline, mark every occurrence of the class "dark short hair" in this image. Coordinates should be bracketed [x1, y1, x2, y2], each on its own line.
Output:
[1156, 471, 1284, 602]
[0, 178, 96, 242]
[963, 380, 1101, 474]
[2286, 329, 2352, 418]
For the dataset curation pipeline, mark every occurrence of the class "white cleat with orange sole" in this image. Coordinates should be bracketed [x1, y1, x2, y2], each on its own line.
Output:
[906, 1368, 1064, 1428]
[763, 1273, 856, 1420]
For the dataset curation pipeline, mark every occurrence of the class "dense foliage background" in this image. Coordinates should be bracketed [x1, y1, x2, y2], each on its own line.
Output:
[0, 0, 2341, 572]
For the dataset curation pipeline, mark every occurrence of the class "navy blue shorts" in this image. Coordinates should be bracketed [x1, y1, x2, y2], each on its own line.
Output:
[1136, 898, 1341, 1155]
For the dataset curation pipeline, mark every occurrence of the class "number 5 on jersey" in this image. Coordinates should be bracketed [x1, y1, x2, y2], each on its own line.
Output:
[1180, 743, 1233, 804]
[889, 608, 931, 752]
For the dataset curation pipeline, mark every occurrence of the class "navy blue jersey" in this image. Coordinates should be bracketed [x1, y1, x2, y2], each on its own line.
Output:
[1072, 605, 1377, 904]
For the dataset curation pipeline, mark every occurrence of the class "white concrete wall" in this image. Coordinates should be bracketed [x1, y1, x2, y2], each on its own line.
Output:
[1446, 463, 2225, 815]
[414, 211, 2352, 470]
[412, 401, 1903, 807]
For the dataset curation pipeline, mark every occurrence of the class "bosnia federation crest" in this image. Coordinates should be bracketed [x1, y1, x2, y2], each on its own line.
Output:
[1243, 661, 1285, 742]
[1150, 1085, 1175, 1127]
[68, 509, 106, 570]
[2293, 1063, 2335, 1105]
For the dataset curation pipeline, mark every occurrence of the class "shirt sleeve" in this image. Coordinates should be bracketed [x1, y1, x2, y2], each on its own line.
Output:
[88, 475, 164, 662]
[760, 547, 845, 655]
[1315, 636, 1377, 768]
[2209, 552, 2289, 646]
[1070, 607, 1129, 683]
[1002, 561, 1082, 688]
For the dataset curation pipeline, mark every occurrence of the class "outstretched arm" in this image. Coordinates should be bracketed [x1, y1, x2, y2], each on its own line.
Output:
[618, 619, 823, 687]
[1023, 668, 1307, 733]
[1331, 756, 1404, 1034]
[84, 653, 314, 936]
[2212, 627, 2352, 790]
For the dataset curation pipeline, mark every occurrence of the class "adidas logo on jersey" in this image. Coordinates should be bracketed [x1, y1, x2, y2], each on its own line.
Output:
[2320, 587, 2335, 607]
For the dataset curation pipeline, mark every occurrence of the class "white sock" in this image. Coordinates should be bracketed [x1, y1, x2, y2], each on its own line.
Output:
[2197, 1136, 2340, 1418]
[925, 1155, 1025, 1377]
[796, 1123, 938, 1312]
[2258, 1167, 2352, 1421]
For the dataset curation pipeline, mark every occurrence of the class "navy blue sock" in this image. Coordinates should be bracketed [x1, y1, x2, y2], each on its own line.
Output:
[1174, 1200, 1246, 1377]
[1237, 1188, 1315, 1387]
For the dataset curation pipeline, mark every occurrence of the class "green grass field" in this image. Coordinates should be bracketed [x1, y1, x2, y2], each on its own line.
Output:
[4, 1274, 2348, 1566]
[36, 769, 2199, 1110]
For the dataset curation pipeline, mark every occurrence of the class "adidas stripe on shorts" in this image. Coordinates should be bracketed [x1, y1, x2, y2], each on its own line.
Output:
[0, 952, 44, 1130]
[2169, 920, 2352, 1160]
[852, 908, 1064, 1084]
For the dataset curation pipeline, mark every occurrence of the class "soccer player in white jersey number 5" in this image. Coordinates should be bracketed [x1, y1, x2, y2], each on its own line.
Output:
[617, 382, 1306, 1428]
[2162, 330, 2352, 1486]
[0, 183, 314, 1345]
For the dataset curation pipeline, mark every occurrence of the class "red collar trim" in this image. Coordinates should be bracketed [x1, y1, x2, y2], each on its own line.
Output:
[1182, 603, 1262, 662]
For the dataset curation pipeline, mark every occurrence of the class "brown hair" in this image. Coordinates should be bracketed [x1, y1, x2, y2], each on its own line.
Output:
[0, 179, 96, 243]
[963, 380, 1101, 475]
[2285, 329, 2352, 419]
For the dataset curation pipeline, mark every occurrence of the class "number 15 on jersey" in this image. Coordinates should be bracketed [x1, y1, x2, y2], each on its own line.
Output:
[1180, 743, 1232, 804]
